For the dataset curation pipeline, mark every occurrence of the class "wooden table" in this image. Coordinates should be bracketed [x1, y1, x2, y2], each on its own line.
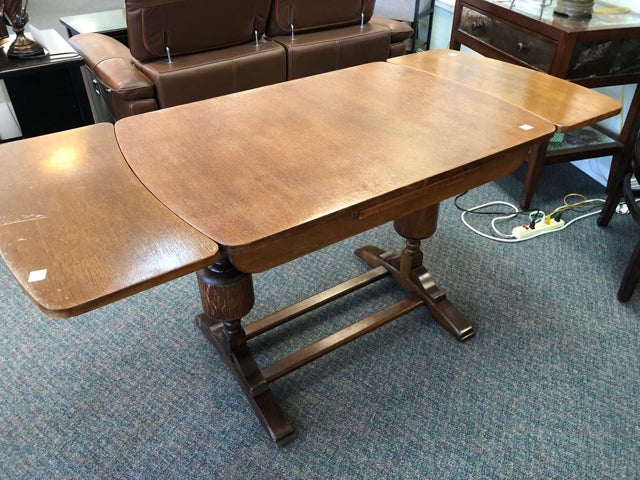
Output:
[1, 61, 560, 446]
[449, 0, 640, 208]
[388, 49, 622, 208]
[115, 62, 555, 445]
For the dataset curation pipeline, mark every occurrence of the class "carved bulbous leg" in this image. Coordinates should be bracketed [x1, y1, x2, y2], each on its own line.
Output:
[195, 253, 296, 447]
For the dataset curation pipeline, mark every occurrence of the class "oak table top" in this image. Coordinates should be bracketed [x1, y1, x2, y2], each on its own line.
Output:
[388, 49, 622, 133]
[116, 61, 555, 273]
[0, 124, 219, 318]
[388, 49, 623, 210]
[118, 61, 554, 445]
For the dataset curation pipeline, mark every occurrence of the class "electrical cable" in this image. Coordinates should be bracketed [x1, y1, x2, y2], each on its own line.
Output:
[458, 194, 606, 243]
[544, 193, 605, 224]
[593, 7, 632, 14]
[455, 191, 539, 217]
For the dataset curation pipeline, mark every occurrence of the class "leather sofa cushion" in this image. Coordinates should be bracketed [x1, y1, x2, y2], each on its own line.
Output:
[272, 23, 390, 80]
[112, 98, 159, 120]
[127, 0, 271, 62]
[71, 32, 132, 71]
[389, 42, 407, 58]
[137, 40, 286, 108]
[266, 0, 375, 37]
[369, 16, 413, 43]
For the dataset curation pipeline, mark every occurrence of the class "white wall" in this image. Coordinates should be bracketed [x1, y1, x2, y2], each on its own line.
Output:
[432, 0, 456, 50]
[0, 80, 22, 141]
[374, 0, 422, 21]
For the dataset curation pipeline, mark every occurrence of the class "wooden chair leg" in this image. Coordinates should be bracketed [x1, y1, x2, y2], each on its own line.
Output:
[608, 86, 640, 194]
[618, 163, 640, 302]
[618, 240, 640, 302]
[597, 160, 627, 227]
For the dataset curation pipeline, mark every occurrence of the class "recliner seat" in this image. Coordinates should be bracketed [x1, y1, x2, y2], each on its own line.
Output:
[266, 0, 392, 80]
[69, 0, 412, 121]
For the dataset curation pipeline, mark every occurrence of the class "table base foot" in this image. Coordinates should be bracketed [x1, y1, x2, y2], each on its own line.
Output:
[355, 245, 475, 342]
[196, 313, 297, 447]
[196, 233, 474, 446]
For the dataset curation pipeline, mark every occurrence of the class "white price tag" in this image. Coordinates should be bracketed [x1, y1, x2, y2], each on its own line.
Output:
[28, 269, 47, 283]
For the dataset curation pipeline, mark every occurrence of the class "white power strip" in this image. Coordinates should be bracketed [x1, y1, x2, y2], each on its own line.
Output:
[512, 218, 565, 239]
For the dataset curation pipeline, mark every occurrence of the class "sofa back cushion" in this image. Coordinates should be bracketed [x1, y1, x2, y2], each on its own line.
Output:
[126, 0, 271, 61]
[266, 0, 376, 37]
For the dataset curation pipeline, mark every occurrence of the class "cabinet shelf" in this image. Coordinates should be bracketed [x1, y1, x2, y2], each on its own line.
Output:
[546, 125, 623, 164]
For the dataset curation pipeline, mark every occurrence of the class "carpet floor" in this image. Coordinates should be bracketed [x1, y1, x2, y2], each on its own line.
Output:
[1, 160, 638, 478]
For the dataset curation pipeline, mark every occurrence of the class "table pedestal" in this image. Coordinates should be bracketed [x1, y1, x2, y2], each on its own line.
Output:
[196, 258, 296, 447]
[195, 204, 473, 446]
[356, 204, 475, 342]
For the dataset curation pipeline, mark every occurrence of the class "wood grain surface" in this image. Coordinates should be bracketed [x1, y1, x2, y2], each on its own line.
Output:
[116, 62, 555, 272]
[0, 124, 219, 317]
[388, 49, 622, 132]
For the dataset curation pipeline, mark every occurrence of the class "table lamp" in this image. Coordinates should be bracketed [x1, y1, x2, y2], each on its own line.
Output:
[554, 0, 595, 17]
[1, 0, 44, 57]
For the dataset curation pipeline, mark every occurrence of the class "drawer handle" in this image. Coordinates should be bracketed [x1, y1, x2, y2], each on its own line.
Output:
[471, 21, 486, 30]
[517, 42, 528, 52]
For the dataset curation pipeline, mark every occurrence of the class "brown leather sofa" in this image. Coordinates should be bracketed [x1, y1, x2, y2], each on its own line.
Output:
[69, 0, 412, 122]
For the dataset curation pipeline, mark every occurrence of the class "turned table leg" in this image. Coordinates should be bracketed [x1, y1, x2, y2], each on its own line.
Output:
[356, 204, 475, 342]
[196, 254, 296, 447]
[194, 205, 475, 446]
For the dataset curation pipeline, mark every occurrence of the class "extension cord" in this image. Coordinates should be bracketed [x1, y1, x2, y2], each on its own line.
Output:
[512, 218, 565, 239]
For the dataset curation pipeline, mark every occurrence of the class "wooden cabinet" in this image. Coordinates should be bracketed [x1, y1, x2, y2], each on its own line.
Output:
[451, 0, 640, 86]
[457, 5, 557, 72]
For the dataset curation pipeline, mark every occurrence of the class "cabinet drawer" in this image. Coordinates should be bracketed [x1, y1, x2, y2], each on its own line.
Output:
[568, 38, 640, 80]
[458, 6, 556, 72]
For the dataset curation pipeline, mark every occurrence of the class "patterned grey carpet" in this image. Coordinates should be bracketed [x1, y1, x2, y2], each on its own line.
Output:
[1, 161, 638, 478]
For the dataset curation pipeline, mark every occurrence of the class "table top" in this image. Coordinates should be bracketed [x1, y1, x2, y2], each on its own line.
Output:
[59, 9, 127, 36]
[462, 0, 640, 32]
[0, 28, 81, 79]
[116, 62, 554, 273]
[388, 49, 622, 133]
[0, 124, 219, 317]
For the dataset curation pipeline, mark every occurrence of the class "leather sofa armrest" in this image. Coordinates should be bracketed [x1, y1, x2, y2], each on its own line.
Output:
[69, 33, 158, 119]
[69, 33, 155, 99]
[369, 16, 413, 43]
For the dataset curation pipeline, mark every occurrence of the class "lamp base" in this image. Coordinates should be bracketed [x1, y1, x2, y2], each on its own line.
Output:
[7, 28, 44, 57]
[553, 0, 594, 18]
